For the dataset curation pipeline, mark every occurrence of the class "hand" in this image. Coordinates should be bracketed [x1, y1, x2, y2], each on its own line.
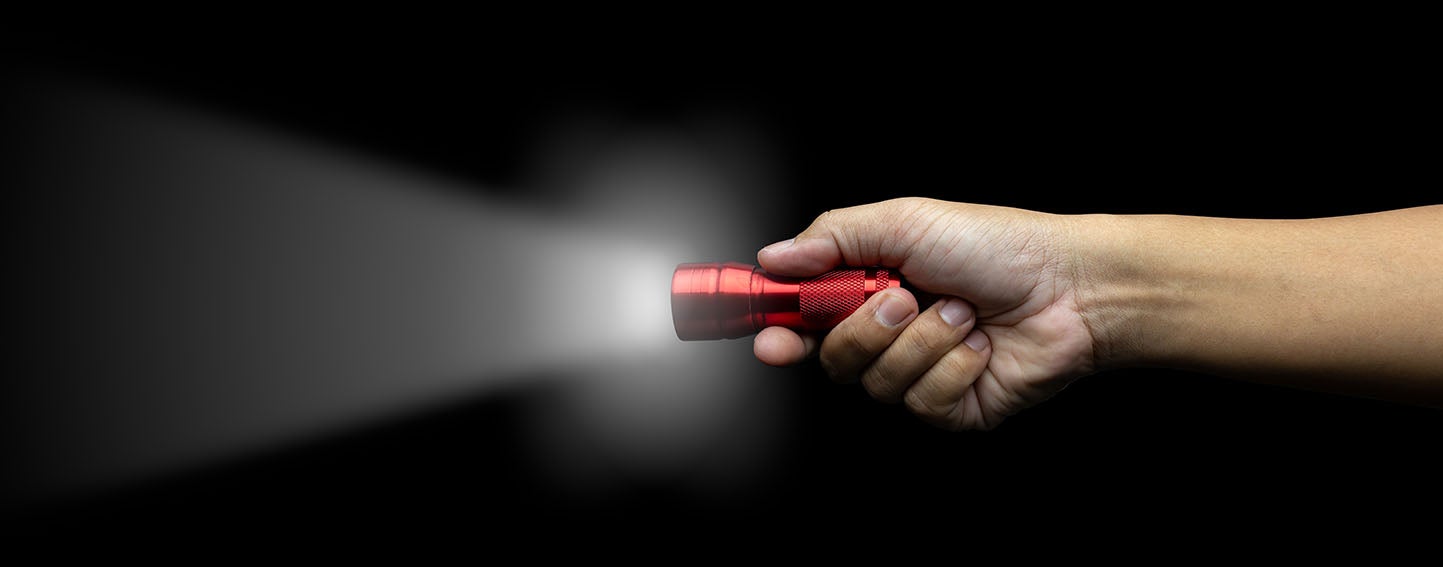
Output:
[753, 198, 1096, 430]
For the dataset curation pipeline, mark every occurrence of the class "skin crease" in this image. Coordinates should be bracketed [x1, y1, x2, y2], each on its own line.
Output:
[754, 198, 1443, 431]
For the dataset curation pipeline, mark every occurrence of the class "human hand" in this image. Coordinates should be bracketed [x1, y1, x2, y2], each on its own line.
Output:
[753, 198, 1096, 430]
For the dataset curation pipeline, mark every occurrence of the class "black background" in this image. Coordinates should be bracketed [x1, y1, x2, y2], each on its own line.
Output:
[4, 18, 1439, 542]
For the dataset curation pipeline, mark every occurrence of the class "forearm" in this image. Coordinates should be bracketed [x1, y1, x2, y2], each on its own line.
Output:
[1072, 206, 1443, 406]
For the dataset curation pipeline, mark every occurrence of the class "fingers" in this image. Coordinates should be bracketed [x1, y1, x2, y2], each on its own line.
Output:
[818, 288, 919, 382]
[904, 328, 993, 430]
[858, 298, 976, 403]
[757, 198, 933, 277]
[753, 326, 817, 367]
[815, 290, 996, 431]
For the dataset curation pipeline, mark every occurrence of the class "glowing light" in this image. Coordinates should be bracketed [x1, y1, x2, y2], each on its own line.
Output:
[3, 78, 784, 503]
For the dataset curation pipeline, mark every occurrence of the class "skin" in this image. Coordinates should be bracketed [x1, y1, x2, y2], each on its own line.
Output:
[754, 198, 1443, 430]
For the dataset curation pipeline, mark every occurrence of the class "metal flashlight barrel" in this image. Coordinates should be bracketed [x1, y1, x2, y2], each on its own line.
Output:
[671, 262, 902, 341]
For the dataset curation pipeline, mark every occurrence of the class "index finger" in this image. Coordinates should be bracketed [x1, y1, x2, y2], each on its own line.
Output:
[756, 200, 928, 277]
[818, 287, 919, 382]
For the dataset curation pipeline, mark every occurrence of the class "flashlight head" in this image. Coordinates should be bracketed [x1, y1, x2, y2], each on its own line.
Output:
[671, 262, 901, 341]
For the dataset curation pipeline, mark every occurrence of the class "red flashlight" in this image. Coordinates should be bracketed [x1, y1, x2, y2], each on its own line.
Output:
[671, 262, 902, 341]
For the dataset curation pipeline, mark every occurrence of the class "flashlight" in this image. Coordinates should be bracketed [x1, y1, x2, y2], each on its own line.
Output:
[671, 262, 902, 341]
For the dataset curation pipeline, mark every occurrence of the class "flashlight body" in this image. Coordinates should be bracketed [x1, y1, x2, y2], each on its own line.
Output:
[672, 262, 902, 341]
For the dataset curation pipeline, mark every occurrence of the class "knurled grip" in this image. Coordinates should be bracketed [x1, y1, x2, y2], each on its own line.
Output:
[671, 262, 901, 340]
[800, 268, 892, 330]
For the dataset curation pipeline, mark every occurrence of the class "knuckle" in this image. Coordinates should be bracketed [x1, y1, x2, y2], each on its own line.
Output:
[840, 326, 872, 353]
[903, 388, 950, 421]
[860, 369, 901, 403]
[830, 326, 879, 367]
[903, 322, 952, 359]
[818, 352, 844, 382]
[889, 197, 935, 223]
[811, 208, 837, 231]
[820, 332, 868, 382]
[889, 196, 927, 212]
[934, 347, 980, 380]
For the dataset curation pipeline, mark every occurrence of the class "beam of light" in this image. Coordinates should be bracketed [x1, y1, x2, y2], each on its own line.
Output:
[516, 117, 788, 491]
[2, 78, 784, 505]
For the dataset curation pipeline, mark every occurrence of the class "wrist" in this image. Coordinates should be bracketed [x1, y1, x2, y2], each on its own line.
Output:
[1061, 213, 1174, 371]
[1056, 206, 1443, 403]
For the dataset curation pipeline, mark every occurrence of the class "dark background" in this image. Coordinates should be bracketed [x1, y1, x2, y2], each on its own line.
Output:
[4, 20, 1438, 541]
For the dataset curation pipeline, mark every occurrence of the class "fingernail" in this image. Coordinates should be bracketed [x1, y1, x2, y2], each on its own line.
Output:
[761, 238, 794, 253]
[938, 299, 973, 327]
[875, 293, 912, 327]
[964, 329, 990, 352]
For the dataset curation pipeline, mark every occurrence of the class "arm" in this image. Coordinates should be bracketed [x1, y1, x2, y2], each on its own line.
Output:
[1073, 206, 1443, 406]
[754, 199, 1443, 431]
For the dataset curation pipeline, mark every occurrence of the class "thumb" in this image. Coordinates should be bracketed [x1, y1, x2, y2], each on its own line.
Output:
[756, 198, 931, 277]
